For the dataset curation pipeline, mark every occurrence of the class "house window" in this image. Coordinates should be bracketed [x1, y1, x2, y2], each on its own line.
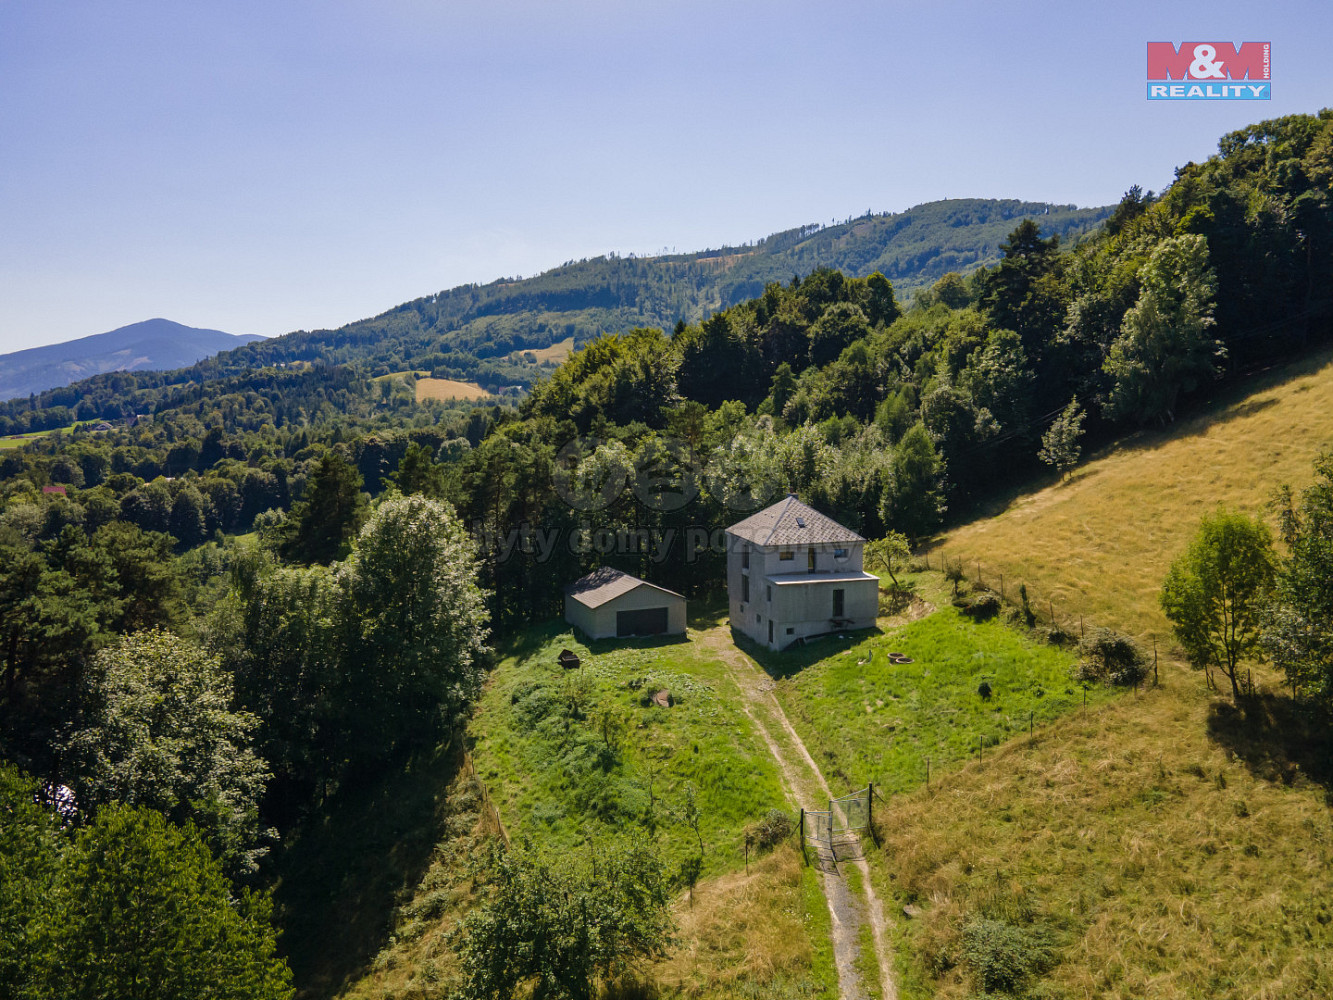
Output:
[808, 548, 817, 573]
[786, 627, 794, 635]
[766, 585, 772, 602]
[833, 588, 845, 618]
[768, 621, 774, 643]
[834, 547, 849, 561]
[741, 545, 750, 569]
[779, 550, 794, 562]
[742, 575, 750, 602]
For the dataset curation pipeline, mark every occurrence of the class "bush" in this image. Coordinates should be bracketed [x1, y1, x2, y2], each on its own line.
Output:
[961, 592, 1001, 620]
[960, 917, 1051, 994]
[749, 809, 794, 853]
[1077, 627, 1147, 686]
[1042, 623, 1074, 647]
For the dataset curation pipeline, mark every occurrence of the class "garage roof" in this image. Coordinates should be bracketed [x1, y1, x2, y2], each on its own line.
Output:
[566, 567, 685, 609]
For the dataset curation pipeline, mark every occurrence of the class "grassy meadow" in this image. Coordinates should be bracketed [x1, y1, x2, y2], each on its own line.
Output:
[335, 621, 841, 1000]
[413, 377, 494, 402]
[751, 579, 1095, 798]
[931, 343, 1333, 644]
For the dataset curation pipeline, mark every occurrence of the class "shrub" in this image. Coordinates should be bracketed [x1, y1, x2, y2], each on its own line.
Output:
[1042, 623, 1074, 647]
[961, 592, 1001, 620]
[1077, 627, 1147, 686]
[960, 917, 1051, 994]
[749, 809, 795, 853]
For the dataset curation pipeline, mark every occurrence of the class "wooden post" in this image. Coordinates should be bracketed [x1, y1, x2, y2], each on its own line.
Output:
[978, 734, 983, 760]
[926, 757, 930, 789]
[1080, 615, 1084, 642]
[1083, 686, 1087, 712]
[1153, 638, 1159, 686]
[1029, 710, 1034, 736]
[799, 808, 805, 864]
[1050, 599, 1055, 625]
[867, 783, 875, 847]
[1000, 573, 1004, 601]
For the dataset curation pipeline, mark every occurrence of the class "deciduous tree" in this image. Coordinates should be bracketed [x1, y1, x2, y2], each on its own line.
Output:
[1160, 510, 1276, 701]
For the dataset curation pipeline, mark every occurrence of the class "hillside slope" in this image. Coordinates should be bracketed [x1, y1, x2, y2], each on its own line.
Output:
[929, 343, 1333, 644]
[0, 318, 263, 401]
[868, 348, 1333, 998]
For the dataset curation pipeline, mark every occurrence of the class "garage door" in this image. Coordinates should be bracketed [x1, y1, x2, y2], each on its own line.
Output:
[617, 607, 669, 637]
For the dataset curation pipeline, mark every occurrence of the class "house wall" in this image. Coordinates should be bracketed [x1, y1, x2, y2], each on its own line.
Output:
[565, 585, 686, 640]
[727, 532, 875, 650]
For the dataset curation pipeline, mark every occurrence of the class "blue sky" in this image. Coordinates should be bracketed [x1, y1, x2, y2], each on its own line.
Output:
[1, 0, 1327, 351]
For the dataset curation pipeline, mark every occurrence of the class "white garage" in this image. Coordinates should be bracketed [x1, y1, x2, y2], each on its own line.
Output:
[564, 567, 687, 640]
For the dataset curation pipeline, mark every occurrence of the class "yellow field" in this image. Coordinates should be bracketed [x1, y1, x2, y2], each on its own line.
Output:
[524, 336, 574, 363]
[931, 344, 1333, 643]
[414, 377, 493, 402]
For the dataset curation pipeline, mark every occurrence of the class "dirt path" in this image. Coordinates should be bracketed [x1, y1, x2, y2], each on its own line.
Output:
[698, 627, 898, 1000]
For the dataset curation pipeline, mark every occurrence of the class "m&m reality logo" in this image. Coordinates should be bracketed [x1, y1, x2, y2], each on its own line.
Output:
[1147, 42, 1270, 100]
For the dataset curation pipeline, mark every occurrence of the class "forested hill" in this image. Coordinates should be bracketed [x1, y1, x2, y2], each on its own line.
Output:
[1, 199, 1110, 421]
[197, 198, 1112, 373]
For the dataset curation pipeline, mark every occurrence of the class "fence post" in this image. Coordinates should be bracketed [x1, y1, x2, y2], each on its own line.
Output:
[867, 783, 876, 847]
[1000, 573, 1004, 601]
[1050, 599, 1056, 625]
[1153, 638, 1159, 686]
[799, 808, 806, 864]
[926, 757, 930, 789]
[1029, 710, 1033, 736]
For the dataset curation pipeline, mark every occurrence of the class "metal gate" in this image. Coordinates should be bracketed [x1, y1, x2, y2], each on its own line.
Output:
[803, 785, 872, 845]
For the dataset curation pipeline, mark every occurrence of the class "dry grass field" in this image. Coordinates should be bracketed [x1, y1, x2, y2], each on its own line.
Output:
[524, 336, 575, 363]
[413, 377, 493, 403]
[878, 345, 1333, 998]
[930, 344, 1333, 644]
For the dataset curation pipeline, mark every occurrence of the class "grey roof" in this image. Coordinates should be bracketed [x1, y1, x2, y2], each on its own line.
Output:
[727, 495, 865, 547]
[565, 567, 685, 609]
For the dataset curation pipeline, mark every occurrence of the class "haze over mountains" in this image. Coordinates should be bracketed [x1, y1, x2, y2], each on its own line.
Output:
[0, 319, 265, 402]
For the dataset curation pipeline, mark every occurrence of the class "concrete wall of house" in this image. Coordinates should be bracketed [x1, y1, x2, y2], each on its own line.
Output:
[565, 585, 686, 640]
[727, 531, 875, 650]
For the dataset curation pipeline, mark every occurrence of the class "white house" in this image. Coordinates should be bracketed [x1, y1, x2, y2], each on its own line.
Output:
[564, 567, 687, 640]
[726, 495, 879, 651]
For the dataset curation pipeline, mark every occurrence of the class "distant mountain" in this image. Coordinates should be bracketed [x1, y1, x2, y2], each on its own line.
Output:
[4, 199, 1112, 409]
[0, 319, 265, 401]
[174, 198, 1114, 379]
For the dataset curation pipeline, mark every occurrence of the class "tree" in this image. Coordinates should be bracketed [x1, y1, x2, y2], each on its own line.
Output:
[1160, 510, 1277, 701]
[67, 629, 270, 874]
[281, 451, 368, 565]
[883, 423, 946, 541]
[29, 805, 292, 1000]
[1263, 455, 1333, 712]
[1038, 397, 1086, 479]
[339, 494, 491, 759]
[453, 839, 673, 1000]
[1104, 234, 1223, 424]
[388, 441, 447, 498]
[0, 764, 60, 998]
[865, 530, 912, 588]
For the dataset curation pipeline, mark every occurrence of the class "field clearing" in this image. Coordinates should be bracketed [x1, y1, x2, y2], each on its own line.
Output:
[0, 421, 92, 450]
[523, 336, 574, 363]
[932, 344, 1333, 642]
[754, 576, 1096, 797]
[867, 647, 1333, 999]
[413, 377, 492, 402]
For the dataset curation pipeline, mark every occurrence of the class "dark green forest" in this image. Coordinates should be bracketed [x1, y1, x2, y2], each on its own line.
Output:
[1, 111, 1331, 998]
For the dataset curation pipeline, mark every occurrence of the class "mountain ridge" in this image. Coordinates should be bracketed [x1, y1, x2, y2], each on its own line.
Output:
[0, 318, 265, 402]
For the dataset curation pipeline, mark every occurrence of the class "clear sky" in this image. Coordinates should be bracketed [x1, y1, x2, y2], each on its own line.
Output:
[1, 0, 1327, 352]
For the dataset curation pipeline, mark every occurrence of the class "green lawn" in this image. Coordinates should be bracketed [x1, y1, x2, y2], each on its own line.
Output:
[475, 623, 790, 881]
[751, 587, 1098, 797]
[0, 421, 99, 450]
